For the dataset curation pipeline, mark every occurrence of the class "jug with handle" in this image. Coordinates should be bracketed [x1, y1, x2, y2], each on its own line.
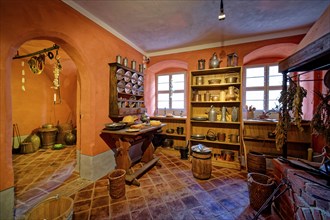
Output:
[206, 105, 219, 121]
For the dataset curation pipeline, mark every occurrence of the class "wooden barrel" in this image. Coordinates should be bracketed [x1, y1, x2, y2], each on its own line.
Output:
[247, 152, 266, 174]
[192, 151, 212, 180]
[26, 196, 73, 220]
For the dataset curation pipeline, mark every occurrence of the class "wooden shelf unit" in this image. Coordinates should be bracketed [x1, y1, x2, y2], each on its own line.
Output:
[150, 116, 187, 148]
[189, 66, 243, 170]
[243, 120, 312, 159]
[109, 62, 146, 120]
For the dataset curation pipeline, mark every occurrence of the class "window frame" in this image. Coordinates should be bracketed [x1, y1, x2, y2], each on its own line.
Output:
[243, 63, 283, 112]
[155, 71, 186, 113]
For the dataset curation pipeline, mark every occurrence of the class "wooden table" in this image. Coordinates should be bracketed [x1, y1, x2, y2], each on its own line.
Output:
[100, 124, 165, 186]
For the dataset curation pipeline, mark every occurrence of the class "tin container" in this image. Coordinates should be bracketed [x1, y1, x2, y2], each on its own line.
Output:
[196, 76, 204, 85]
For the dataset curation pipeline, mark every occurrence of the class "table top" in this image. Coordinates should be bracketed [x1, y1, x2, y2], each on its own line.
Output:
[101, 124, 165, 136]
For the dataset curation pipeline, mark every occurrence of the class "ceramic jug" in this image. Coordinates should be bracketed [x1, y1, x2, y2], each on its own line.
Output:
[209, 52, 221, 69]
[226, 86, 239, 101]
[231, 107, 238, 122]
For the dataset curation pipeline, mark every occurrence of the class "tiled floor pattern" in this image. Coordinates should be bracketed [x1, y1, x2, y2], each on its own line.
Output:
[71, 148, 280, 220]
[12, 146, 87, 219]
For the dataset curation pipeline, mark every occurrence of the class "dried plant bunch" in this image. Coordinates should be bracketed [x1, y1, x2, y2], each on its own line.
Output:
[311, 90, 330, 145]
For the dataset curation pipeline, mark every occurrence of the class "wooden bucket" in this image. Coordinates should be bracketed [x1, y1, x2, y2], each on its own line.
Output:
[26, 195, 73, 220]
[108, 169, 126, 199]
[247, 151, 266, 174]
[192, 151, 212, 180]
[247, 173, 275, 212]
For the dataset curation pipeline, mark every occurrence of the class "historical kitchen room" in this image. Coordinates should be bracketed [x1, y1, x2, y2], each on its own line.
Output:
[1, 0, 330, 219]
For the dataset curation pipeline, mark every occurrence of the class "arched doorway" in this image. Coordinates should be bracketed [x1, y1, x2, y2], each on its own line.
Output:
[1, 33, 95, 218]
[11, 39, 81, 217]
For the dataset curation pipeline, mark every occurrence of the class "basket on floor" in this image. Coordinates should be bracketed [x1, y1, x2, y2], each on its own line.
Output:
[26, 195, 73, 220]
[247, 172, 275, 212]
[108, 169, 126, 199]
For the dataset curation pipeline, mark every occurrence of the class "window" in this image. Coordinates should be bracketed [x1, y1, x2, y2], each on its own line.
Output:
[156, 72, 186, 113]
[243, 64, 283, 111]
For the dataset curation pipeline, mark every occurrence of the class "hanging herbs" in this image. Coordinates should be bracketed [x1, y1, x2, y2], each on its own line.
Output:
[311, 91, 330, 145]
[275, 78, 307, 151]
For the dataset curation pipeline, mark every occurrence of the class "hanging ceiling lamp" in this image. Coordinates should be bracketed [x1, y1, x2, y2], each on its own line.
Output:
[218, 0, 226, 20]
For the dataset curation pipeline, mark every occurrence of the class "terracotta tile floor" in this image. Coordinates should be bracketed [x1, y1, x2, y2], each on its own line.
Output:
[13, 146, 281, 220]
[71, 149, 280, 220]
[12, 146, 90, 219]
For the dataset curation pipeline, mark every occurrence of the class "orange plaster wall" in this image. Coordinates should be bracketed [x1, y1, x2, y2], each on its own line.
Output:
[0, 0, 143, 190]
[145, 36, 304, 115]
[11, 57, 77, 136]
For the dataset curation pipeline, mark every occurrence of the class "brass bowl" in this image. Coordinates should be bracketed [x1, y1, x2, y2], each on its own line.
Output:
[208, 79, 221, 84]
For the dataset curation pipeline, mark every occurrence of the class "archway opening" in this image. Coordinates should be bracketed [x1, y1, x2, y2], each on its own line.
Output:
[11, 39, 81, 217]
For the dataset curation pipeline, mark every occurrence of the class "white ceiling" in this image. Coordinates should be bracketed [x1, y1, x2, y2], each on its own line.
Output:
[63, 0, 330, 56]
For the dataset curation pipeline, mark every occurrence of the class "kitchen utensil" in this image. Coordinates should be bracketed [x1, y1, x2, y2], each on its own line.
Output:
[207, 105, 219, 121]
[208, 79, 221, 84]
[228, 134, 239, 143]
[105, 123, 126, 130]
[116, 68, 124, 80]
[217, 133, 226, 142]
[211, 95, 220, 101]
[131, 73, 138, 84]
[209, 52, 221, 69]
[206, 129, 216, 141]
[138, 76, 143, 85]
[176, 127, 184, 135]
[116, 55, 121, 64]
[196, 76, 204, 85]
[221, 106, 227, 122]
[225, 76, 238, 83]
[125, 82, 132, 94]
[227, 52, 238, 67]
[231, 107, 238, 122]
[191, 116, 208, 121]
[124, 71, 132, 82]
[191, 134, 206, 140]
[198, 59, 205, 70]
[166, 128, 174, 133]
[123, 57, 128, 66]
[204, 91, 211, 101]
[131, 60, 136, 70]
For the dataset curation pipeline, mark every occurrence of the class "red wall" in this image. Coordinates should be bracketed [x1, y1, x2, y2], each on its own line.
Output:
[0, 0, 143, 191]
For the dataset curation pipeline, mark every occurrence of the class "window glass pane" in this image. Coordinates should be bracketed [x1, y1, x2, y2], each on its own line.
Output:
[158, 75, 169, 82]
[246, 67, 264, 77]
[269, 75, 282, 86]
[172, 101, 184, 109]
[158, 83, 169, 91]
[158, 93, 169, 101]
[172, 82, 184, 90]
[268, 90, 281, 109]
[246, 101, 264, 110]
[158, 101, 169, 109]
[246, 91, 264, 110]
[172, 93, 184, 101]
[246, 91, 264, 100]
[269, 65, 280, 76]
[157, 75, 169, 91]
[172, 74, 184, 82]
[246, 77, 264, 87]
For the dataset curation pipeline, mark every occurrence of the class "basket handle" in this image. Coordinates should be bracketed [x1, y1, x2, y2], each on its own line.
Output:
[207, 129, 215, 136]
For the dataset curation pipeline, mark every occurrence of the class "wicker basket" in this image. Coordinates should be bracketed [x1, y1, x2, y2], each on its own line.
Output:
[247, 172, 275, 212]
[108, 169, 126, 199]
[26, 195, 73, 220]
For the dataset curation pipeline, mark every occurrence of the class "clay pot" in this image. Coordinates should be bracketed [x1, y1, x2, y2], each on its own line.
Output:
[64, 131, 76, 145]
